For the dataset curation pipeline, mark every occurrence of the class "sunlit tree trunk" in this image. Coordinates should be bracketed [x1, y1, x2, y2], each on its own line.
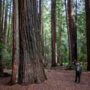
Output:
[85, 0, 90, 71]
[36, 0, 44, 66]
[37, 0, 45, 66]
[5, 0, 12, 45]
[67, 0, 77, 65]
[3, 0, 8, 43]
[18, 0, 46, 84]
[10, 0, 19, 84]
[51, 0, 57, 67]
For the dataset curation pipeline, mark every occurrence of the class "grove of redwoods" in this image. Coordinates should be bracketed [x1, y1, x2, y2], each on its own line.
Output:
[0, 0, 90, 85]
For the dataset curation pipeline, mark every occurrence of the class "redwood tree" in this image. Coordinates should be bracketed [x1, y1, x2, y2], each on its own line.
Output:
[67, 0, 77, 65]
[18, 0, 46, 84]
[85, 0, 90, 71]
[11, 0, 19, 84]
[51, 0, 57, 67]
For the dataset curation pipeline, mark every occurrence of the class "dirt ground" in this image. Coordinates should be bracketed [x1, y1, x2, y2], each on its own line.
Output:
[0, 69, 90, 90]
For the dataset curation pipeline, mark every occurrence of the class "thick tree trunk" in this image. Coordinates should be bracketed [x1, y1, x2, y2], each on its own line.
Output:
[51, 0, 57, 67]
[18, 0, 46, 84]
[10, 0, 19, 84]
[67, 0, 77, 65]
[85, 0, 90, 71]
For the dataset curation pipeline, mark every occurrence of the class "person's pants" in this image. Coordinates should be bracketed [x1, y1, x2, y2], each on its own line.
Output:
[75, 71, 81, 83]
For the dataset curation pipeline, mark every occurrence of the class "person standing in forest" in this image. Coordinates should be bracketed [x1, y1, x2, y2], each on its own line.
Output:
[74, 61, 82, 83]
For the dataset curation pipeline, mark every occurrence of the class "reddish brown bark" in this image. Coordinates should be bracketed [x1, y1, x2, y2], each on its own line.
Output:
[85, 0, 90, 71]
[18, 0, 46, 84]
[67, 0, 77, 64]
[10, 0, 19, 84]
[51, 0, 57, 67]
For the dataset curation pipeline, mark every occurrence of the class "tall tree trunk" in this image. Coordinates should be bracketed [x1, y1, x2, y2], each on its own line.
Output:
[18, 0, 46, 84]
[3, 0, 8, 43]
[39, 0, 46, 66]
[67, 0, 77, 65]
[0, 0, 3, 74]
[5, 0, 12, 45]
[10, 0, 19, 84]
[85, 0, 90, 71]
[37, 0, 45, 65]
[51, 0, 57, 67]
[65, 0, 71, 62]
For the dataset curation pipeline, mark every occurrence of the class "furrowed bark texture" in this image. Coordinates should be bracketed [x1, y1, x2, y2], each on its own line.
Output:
[18, 0, 46, 84]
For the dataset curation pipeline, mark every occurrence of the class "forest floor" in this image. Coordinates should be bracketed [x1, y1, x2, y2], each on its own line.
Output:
[0, 68, 90, 90]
